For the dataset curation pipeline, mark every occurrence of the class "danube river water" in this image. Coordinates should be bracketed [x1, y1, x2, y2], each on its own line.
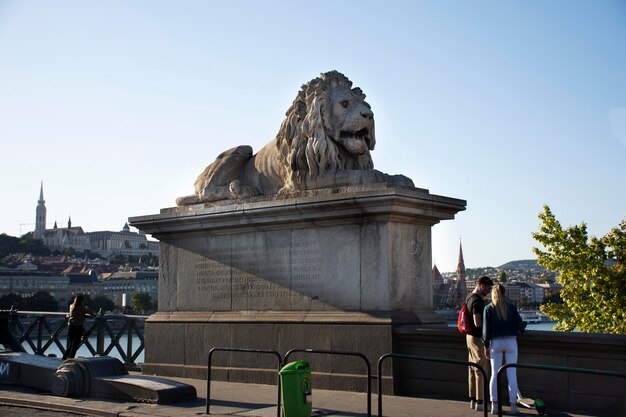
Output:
[22, 334, 145, 364]
[448, 321, 557, 331]
[526, 321, 558, 331]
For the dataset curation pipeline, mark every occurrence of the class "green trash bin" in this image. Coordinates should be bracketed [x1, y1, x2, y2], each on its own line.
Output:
[279, 360, 312, 417]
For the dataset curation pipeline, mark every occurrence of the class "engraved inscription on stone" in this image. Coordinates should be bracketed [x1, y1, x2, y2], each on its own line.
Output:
[190, 234, 331, 308]
[232, 244, 291, 301]
[195, 249, 231, 299]
[291, 237, 323, 296]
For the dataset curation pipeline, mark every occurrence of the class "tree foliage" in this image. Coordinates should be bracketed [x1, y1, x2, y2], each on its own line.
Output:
[0, 293, 24, 309]
[19, 237, 50, 256]
[110, 254, 127, 264]
[131, 292, 152, 314]
[24, 291, 59, 312]
[532, 205, 626, 334]
[63, 247, 76, 256]
[90, 295, 115, 313]
[0, 234, 50, 257]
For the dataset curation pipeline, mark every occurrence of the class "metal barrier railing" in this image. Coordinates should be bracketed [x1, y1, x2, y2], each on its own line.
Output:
[285, 348, 372, 417]
[206, 347, 283, 417]
[82, 312, 145, 368]
[496, 363, 626, 417]
[4, 308, 146, 369]
[377, 353, 488, 417]
[18, 312, 67, 355]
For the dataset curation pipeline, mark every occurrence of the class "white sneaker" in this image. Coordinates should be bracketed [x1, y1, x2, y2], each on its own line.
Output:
[470, 399, 476, 409]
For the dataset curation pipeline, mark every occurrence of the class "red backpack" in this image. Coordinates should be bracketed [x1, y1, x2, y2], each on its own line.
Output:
[457, 294, 478, 334]
[457, 304, 472, 334]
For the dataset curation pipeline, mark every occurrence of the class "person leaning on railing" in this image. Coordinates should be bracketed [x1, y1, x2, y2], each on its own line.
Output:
[62, 294, 95, 360]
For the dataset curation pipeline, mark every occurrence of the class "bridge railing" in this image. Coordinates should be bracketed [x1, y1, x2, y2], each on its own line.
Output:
[3, 308, 146, 370]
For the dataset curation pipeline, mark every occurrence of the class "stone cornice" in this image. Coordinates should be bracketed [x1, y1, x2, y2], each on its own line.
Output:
[146, 310, 422, 325]
[129, 185, 466, 238]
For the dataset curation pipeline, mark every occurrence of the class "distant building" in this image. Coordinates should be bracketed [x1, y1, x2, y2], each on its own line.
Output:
[42, 218, 92, 253]
[88, 223, 159, 257]
[432, 242, 469, 308]
[432, 264, 449, 308]
[34, 182, 46, 239]
[502, 282, 521, 304]
[536, 282, 562, 301]
[0, 267, 158, 311]
[100, 271, 158, 308]
[67, 270, 100, 301]
[0, 271, 70, 305]
[31, 183, 158, 258]
[455, 242, 467, 303]
[444, 242, 468, 307]
[501, 282, 544, 306]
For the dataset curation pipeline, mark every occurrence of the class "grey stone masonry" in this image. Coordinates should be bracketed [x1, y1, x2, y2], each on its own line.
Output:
[129, 184, 465, 318]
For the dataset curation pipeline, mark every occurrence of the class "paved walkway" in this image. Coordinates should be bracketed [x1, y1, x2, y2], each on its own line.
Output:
[0, 375, 595, 417]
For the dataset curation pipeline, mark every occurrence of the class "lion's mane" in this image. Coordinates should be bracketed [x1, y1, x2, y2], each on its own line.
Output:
[276, 71, 375, 190]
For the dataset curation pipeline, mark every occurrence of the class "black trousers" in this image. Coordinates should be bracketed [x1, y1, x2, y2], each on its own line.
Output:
[63, 324, 84, 360]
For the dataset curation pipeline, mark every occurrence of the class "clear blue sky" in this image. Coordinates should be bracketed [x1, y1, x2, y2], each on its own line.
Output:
[1, 1, 624, 272]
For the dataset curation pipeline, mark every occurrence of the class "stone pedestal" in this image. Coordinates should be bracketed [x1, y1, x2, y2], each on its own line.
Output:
[129, 184, 465, 390]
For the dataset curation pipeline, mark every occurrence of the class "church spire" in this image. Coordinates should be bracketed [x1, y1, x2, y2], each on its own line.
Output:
[456, 240, 466, 276]
[34, 182, 47, 238]
[455, 240, 467, 306]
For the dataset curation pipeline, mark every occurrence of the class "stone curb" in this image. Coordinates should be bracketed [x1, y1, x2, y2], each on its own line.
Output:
[0, 396, 119, 417]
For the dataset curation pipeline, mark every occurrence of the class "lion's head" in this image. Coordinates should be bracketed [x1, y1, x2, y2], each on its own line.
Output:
[276, 71, 376, 185]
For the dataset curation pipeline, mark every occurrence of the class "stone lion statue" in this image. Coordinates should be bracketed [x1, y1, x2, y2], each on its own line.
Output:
[176, 71, 413, 205]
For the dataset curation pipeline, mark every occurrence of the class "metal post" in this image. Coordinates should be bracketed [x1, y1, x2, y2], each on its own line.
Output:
[285, 349, 372, 417]
[126, 317, 133, 366]
[206, 347, 283, 416]
[36, 317, 43, 355]
[96, 309, 105, 355]
[377, 353, 488, 417]
[496, 362, 626, 417]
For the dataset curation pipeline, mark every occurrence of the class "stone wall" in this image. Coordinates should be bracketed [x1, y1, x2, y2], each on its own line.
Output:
[141, 312, 398, 392]
[394, 326, 626, 417]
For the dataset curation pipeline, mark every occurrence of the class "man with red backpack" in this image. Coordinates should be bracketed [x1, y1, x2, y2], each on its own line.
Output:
[465, 275, 494, 412]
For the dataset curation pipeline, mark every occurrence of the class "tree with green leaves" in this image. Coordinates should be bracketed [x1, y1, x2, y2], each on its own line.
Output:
[0, 293, 24, 310]
[63, 247, 76, 257]
[497, 270, 507, 283]
[110, 254, 127, 264]
[532, 205, 626, 334]
[0, 234, 19, 257]
[0, 233, 50, 257]
[19, 236, 50, 256]
[24, 291, 59, 312]
[131, 292, 152, 314]
[90, 295, 115, 313]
